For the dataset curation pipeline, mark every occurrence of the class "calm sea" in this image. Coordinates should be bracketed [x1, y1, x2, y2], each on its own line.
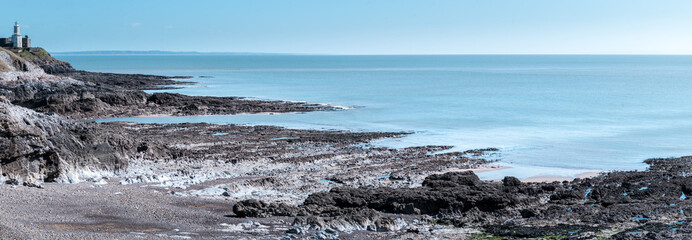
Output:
[54, 54, 692, 179]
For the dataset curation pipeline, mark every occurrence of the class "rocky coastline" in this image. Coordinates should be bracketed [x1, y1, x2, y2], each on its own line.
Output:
[2, 48, 692, 239]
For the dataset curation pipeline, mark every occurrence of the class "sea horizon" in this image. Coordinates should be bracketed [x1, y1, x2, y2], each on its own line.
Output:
[54, 51, 692, 56]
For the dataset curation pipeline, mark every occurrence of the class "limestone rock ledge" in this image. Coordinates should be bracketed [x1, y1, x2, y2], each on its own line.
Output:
[0, 96, 130, 185]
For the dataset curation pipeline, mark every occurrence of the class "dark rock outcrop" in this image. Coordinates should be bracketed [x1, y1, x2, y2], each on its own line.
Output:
[55, 70, 190, 90]
[0, 48, 337, 120]
[233, 156, 692, 238]
[421, 170, 481, 188]
[0, 79, 336, 119]
[14, 47, 75, 74]
[26, 55, 74, 74]
[232, 199, 305, 218]
[0, 97, 131, 184]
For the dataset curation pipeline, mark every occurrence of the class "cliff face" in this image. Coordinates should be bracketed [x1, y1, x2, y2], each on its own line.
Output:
[0, 48, 31, 73]
[0, 96, 131, 185]
[0, 52, 130, 184]
[0, 47, 70, 83]
[15, 48, 75, 74]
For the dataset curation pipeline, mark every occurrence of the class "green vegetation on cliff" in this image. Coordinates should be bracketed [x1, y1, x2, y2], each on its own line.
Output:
[15, 48, 53, 60]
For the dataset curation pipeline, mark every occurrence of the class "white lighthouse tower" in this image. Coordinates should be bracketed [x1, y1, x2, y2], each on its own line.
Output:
[11, 21, 22, 48]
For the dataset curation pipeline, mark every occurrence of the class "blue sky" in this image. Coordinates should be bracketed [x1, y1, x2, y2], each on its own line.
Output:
[3, 0, 692, 54]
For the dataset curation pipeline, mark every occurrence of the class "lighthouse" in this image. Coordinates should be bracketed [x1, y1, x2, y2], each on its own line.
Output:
[1, 22, 31, 49]
[11, 21, 22, 48]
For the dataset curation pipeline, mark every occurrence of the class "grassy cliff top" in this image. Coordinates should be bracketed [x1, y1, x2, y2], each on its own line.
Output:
[15, 48, 53, 60]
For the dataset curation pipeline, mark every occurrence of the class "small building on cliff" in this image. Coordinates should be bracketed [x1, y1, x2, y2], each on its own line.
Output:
[0, 22, 31, 49]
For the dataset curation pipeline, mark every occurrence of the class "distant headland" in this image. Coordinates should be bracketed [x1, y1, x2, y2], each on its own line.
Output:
[53, 50, 292, 55]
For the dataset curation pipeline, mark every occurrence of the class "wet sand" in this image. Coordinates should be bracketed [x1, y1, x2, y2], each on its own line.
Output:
[521, 171, 601, 183]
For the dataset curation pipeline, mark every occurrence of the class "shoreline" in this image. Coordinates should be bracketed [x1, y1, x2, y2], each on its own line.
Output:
[521, 171, 602, 182]
[59, 65, 620, 184]
[442, 165, 603, 183]
[4, 50, 692, 238]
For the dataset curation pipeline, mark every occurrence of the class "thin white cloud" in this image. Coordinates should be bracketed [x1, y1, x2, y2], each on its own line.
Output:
[130, 22, 142, 28]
